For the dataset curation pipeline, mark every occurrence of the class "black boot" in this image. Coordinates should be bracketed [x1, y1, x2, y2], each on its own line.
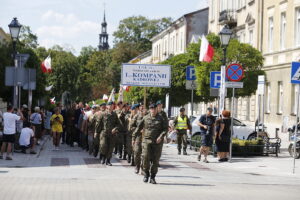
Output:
[143, 172, 149, 183]
[118, 149, 123, 159]
[183, 149, 187, 155]
[130, 155, 135, 166]
[93, 146, 99, 158]
[99, 153, 103, 161]
[178, 150, 181, 155]
[150, 175, 157, 184]
[122, 153, 127, 160]
[127, 155, 131, 163]
[106, 158, 112, 166]
[101, 156, 106, 164]
[135, 166, 139, 174]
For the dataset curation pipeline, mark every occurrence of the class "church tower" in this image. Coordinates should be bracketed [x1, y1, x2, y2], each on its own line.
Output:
[98, 10, 109, 51]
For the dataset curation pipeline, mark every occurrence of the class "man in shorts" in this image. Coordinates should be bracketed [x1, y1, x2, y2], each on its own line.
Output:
[0, 105, 24, 160]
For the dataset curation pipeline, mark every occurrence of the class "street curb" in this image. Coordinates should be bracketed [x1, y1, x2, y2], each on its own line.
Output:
[36, 136, 50, 158]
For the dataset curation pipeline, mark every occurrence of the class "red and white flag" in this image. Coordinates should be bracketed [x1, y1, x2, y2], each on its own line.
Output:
[199, 35, 214, 63]
[122, 85, 131, 92]
[41, 56, 52, 73]
[50, 97, 56, 104]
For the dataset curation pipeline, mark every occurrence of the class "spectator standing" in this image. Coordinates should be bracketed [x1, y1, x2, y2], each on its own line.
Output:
[30, 107, 42, 144]
[0, 105, 24, 160]
[197, 108, 216, 163]
[19, 122, 36, 154]
[44, 108, 52, 136]
[50, 108, 64, 150]
[215, 110, 232, 162]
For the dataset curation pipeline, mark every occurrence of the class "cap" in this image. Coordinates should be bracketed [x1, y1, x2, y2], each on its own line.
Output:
[22, 104, 28, 109]
[100, 103, 106, 107]
[149, 104, 157, 109]
[107, 101, 114, 106]
[156, 100, 162, 105]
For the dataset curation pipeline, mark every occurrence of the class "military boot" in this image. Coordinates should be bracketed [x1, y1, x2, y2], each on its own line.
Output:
[150, 175, 157, 184]
[123, 153, 127, 160]
[99, 153, 103, 160]
[118, 149, 123, 159]
[183, 149, 187, 155]
[106, 158, 112, 166]
[135, 166, 139, 174]
[101, 156, 106, 165]
[127, 155, 131, 163]
[130, 155, 135, 166]
[143, 172, 150, 183]
[178, 150, 181, 155]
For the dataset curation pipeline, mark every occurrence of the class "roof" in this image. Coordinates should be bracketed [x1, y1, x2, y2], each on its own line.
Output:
[150, 7, 208, 42]
[0, 27, 10, 42]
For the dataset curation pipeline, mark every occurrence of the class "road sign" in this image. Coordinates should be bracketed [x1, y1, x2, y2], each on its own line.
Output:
[225, 81, 244, 88]
[5, 67, 26, 86]
[186, 80, 197, 90]
[15, 54, 30, 68]
[226, 63, 244, 82]
[23, 68, 36, 90]
[210, 71, 221, 88]
[186, 66, 196, 81]
[258, 75, 265, 95]
[291, 62, 300, 84]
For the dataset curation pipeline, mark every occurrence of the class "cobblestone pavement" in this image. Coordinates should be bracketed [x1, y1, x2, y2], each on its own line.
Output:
[0, 136, 299, 200]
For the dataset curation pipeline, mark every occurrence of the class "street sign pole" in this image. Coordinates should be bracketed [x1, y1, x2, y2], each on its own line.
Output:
[219, 65, 226, 116]
[229, 87, 235, 162]
[293, 84, 300, 174]
[191, 81, 194, 116]
[13, 58, 18, 109]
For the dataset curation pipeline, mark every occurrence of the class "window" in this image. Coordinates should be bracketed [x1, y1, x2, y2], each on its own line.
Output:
[277, 82, 283, 114]
[296, 8, 300, 46]
[210, 0, 215, 20]
[249, 29, 253, 46]
[268, 17, 274, 52]
[266, 83, 271, 113]
[292, 85, 299, 114]
[280, 12, 286, 50]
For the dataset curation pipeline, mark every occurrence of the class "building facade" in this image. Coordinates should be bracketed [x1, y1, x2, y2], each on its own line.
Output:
[151, 8, 209, 63]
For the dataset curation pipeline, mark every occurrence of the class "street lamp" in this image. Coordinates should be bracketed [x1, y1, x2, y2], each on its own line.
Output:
[8, 17, 22, 59]
[8, 17, 22, 109]
[219, 24, 233, 65]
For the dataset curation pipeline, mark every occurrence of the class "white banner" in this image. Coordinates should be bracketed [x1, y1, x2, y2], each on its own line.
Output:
[121, 64, 171, 88]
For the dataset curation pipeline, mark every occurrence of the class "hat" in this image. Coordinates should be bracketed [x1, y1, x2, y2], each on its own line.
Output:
[92, 105, 98, 109]
[100, 103, 106, 107]
[156, 100, 162, 105]
[22, 104, 28, 109]
[149, 104, 157, 109]
[131, 104, 140, 110]
[107, 101, 114, 106]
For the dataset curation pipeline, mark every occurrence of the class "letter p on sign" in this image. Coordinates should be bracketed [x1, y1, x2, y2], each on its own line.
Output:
[186, 66, 196, 81]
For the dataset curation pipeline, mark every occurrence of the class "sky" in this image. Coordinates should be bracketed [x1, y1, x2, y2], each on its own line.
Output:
[0, 0, 208, 55]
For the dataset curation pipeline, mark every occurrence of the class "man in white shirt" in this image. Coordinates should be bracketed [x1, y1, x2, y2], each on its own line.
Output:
[0, 105, 24, 160]
[19, 122, 36, 154]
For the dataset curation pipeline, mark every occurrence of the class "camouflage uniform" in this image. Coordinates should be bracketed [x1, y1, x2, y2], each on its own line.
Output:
[87, 113, 96, 155]
[93, 109, 106, 158]
[115, 109, 128, 159]
[133, 113, 168, 180]
[131, 112, 144, 173]
[157, 110, 168, 160]
[95, 110, 120, 164]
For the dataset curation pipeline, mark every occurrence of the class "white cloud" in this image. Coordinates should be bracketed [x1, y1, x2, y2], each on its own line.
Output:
[37, 10, 100, 55]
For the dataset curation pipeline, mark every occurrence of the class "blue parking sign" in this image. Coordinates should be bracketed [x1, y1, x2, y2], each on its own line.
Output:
[186, 66, 196, 81]
[291, 62, 300, 84]
[210, 71, 221, 88]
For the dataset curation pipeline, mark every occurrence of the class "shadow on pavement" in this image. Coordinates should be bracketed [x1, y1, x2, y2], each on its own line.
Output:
[159, 182, 215, 187]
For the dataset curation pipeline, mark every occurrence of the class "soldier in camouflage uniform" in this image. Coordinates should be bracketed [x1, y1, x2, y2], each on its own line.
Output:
[115, 101, 128, 160]
[86, 105, 98, 155]
[93, 103, 106, 158]
[156, 101, 169, 163]
[133, 104, 168, 184]
[127, 104, 139, 165]
[95, 101, 120, 166]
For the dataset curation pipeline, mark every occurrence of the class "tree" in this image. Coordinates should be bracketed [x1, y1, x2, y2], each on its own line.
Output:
[113, 16, 172, 52]
[125, 33, 265, 107]
[19, 26, 39, 49]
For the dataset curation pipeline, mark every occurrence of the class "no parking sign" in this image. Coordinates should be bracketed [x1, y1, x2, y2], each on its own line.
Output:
[226, 63, 244, 82]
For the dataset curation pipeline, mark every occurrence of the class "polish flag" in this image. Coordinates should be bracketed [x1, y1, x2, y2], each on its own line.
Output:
[122, 85, 131, 92]
[199, 35, 214, 63]
[41, 56, 52, 73]
[50, 97, 56, 104]
[103, 94, 109, 101]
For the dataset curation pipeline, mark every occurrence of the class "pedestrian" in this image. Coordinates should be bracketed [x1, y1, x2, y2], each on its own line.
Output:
[75, 102, 84, 146]
[19, 122, 36, 154]
[30, 107, 43, 144]
[0, 105, 24, 160]
[50, 107, 64, 150]
[197, 107, 216, 163]
[215, 110, 232, 162]
[95, 101, 120, 166]
[66, 103, 76, 147]
[156, 100, 169, 163]
[173, 107, 192, 155]
[44, 107, 52, 136]
[133, 103, 168, 184]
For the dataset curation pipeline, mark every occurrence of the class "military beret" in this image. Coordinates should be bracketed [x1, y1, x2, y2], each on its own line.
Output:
[156, 100, 162, 105]
[100, 103, 106, 106]
[149, 103, 157, 109]
[131, 105, 136, 110]
[107, 101, 114, 105]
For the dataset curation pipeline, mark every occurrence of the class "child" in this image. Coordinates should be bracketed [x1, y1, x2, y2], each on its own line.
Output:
[50, 108, 64, 150]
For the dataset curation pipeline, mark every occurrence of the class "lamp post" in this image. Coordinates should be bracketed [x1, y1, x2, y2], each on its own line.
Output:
[8, 17, 22, 108]
[219, 25, 233, 162]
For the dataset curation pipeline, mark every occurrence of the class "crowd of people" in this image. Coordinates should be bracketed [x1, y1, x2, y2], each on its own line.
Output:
[0, 100, 232, 184]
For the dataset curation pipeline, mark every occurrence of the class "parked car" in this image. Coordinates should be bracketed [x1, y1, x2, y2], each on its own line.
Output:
[190, 115, 257, 140]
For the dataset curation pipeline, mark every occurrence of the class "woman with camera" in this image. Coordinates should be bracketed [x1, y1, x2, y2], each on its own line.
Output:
[50, 108, 64, 150]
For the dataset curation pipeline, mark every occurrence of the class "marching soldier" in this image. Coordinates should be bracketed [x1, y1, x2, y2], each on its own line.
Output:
[156, 100, 169, 163]
[127, 104, 138, 165]
[133, 104, 168, 184]
[95, 101, 120, 166]
[173, 107, 192, 155]
[93, 103, 106, 158]
[115, 101, 127, 159]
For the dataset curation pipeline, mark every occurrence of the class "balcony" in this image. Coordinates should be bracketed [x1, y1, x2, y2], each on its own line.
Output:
[219, 9, 237, 28]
